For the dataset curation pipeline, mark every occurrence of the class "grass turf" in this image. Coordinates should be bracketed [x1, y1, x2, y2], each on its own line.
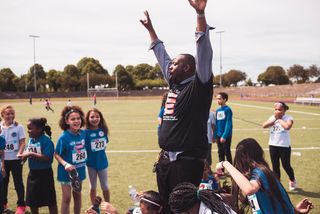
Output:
[0, 97, 319, 213]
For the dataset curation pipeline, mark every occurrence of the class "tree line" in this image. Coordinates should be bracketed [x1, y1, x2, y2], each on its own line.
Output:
[213, 64, 320, 87]
[0, 57, 319, 92]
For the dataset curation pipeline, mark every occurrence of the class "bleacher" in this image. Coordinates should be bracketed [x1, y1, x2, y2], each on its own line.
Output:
[294, 97, 320, 105]
[213, 83, 320, 103]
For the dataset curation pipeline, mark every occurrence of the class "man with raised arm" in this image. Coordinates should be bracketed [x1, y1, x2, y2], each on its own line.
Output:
[140, 0, 213, 213]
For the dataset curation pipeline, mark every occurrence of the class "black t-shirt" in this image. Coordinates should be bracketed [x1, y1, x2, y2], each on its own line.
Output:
[158, 74, 213, 158]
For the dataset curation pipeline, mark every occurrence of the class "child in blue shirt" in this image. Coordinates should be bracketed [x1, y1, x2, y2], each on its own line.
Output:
[214, 92, 233, 164]
[55, 106, 87, 214]
[199, 161, 218, 191]
[85, 108, 110, 203]
[216, 138, 313, 214]
[18, 117, 57, 214]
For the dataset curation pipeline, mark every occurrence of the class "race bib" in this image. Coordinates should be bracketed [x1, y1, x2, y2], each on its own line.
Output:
[271, 123, 284, 134]
[5, 140, 19, 152]
[90, 138, 107, 152]
[132, 207, 141, 214]
[248, 194, 262, 214]
[199, 182, 212, 190]
[217, 111, 226, 120]
[27, 142, 42, 154]
[72, 149, 87, 164]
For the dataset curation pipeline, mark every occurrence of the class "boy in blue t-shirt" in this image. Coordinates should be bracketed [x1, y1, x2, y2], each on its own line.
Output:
[214, 92, 233, 164]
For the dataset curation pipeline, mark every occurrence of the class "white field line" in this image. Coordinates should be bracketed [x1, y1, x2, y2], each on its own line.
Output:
[111, 127, 320, 133]
[107, 147, 320, 153]
[230, 102, 320, 116]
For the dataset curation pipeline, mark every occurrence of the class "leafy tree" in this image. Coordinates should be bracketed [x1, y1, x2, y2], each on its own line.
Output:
[113, 65, 134, 90]
[26, 64, 47, 92]
[224, 69, 247, 86]
[62, 75, 80, 92]
[246, 78, 253, 86]
[213, 75, 221, 86]
[80, 73, 112, 90]
[64, 65, 81, 79]
[60, 65, 81, 91]
[47, 69, 63, 92]
[125, 65, 134, 74]
[77, 57, 109, 76]
[132, 63, 154, 80]
[0, 68, 17, 91]
[306, 64, 320, 81]
[149, 64, 163, 80]
[287, 64, 308, 83]
[15, 74, 28, 92]
[135, 79, 166, 89]
[258, 66, 289, 85]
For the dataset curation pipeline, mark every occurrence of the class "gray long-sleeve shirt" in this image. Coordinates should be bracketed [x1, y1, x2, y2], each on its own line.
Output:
[150, 26, 214, 158]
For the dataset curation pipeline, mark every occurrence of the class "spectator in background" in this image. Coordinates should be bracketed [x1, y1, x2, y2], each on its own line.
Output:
[44, 99, 54, 113]
[93, 94, 97, 106]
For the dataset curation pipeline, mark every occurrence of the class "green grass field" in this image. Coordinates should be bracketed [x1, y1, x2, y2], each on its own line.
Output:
[1, 97, 319, 213]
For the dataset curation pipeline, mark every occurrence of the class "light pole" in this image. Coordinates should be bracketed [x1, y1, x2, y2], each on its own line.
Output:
[29, 35, 40, 92]
[216, 31, 224, 87]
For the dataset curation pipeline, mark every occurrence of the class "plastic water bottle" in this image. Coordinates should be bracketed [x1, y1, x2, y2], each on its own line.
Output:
[91, 196, 102, 214]
[128, 185, 140, 206]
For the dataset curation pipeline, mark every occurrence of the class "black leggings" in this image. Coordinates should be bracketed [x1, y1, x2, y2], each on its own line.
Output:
[217, 136, 232, 164]
[269, 145, 295, 181]
[3, 160, 25, 206]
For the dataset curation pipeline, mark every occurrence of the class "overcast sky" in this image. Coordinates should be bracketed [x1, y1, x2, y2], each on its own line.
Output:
[1, 0, 319, 81]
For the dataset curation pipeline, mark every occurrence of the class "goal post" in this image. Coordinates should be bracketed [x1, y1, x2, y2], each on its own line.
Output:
[86, 72, 119, 98]
[87, 87, 119, 98]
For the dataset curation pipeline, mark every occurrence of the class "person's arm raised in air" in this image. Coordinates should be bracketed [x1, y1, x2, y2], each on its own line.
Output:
[188, 0, 213, 83]
[140, 11, 171, 83]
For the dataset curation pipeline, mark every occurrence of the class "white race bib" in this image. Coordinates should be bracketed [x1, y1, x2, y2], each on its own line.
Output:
[271, 123, 284, 134]
[5, 140, 19, 152]
[217, 111, 226, 120]
[199, 182, 212, 190]
[132, 207, 141, 214]
[248, 194, 262, 214]
[90, 138, 107, 152]
[72, 149, 87, 164]
[27, 142, 42, 154]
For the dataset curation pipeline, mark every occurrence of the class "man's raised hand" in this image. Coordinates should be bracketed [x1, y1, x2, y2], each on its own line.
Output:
[188, 0, 207, 14]
[140, 11, 153, 31]
[140, 10, 158, 42]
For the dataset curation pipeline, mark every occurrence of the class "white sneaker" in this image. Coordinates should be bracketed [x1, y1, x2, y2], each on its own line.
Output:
[289, 180, 297, 191]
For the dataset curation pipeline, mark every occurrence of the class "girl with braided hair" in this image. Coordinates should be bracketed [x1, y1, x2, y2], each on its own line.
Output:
[18, 117, 57, 213]
[168, 182, 235, 214]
